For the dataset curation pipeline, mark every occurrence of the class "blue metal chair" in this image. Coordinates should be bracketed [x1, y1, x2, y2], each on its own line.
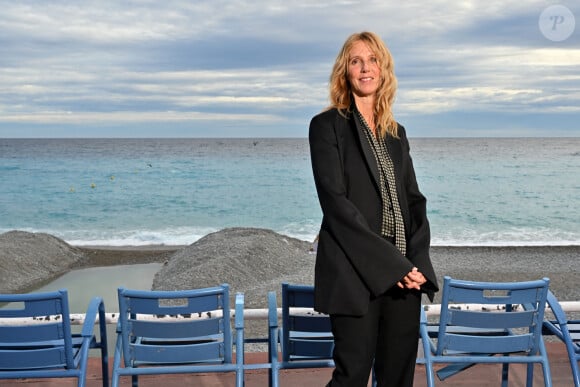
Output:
[420, 276, 551, 387]
[265, 283, 377, 387]
[266, 283, 334, 387]
[112, 284, 244, 387]
[543, 290, 580, 387]
[0, 289, 109, 387]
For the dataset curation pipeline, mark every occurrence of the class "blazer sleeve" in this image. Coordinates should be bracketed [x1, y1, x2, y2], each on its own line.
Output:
[309, 112, 416, 297]
[399, 127, 439, 298]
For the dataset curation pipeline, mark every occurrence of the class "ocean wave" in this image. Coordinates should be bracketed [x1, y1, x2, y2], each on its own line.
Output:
[431, 227, 580, 247]
[0, 227, 216, 247]
[1, 226, 579, 248]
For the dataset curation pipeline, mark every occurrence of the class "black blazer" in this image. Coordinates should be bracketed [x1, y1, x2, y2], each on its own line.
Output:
[309, 107, 438, 316]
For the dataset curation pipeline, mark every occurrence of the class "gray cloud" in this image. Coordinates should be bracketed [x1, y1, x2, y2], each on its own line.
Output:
[0, 0, 578, 137]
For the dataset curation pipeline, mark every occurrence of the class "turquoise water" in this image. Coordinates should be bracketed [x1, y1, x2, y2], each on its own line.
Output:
[1, 137, 579, 246]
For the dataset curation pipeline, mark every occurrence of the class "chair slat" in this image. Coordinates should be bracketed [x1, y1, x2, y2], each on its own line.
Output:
[132, 341, 224, 365]
[448, 286, 545, 305]
[289, 315, 331, 333]
[0, 299, 63, 318]
[129, 317, 222, 339]
[0, 323, 63, 343]
[0, 347, 67, 370]
[448, 309, 536, 329]
[288, 338, 334, 359]
[441, 332, 533, 354]
[567, 323, 580, 336]
[127, 293, 222, 315]
[285, 285, 315, 308]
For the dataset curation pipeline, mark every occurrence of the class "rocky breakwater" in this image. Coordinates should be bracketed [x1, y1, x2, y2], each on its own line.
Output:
[0, 230, 85, 293]
[152, 227, 315, 308]
[152, 227, 316, 343]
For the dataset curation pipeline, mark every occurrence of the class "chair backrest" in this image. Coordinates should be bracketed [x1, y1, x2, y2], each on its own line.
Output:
[436, 276, 550, 356]
[0, 289, 76, 370]
[117, 284, 233, 367]
[281, 283, 333, 362]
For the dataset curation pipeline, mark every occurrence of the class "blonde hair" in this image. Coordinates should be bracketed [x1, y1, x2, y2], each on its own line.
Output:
[328, 31, 398, 138]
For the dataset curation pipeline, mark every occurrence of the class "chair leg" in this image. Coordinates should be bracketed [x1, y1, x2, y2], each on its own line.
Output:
[538, 340, 552, 387]
[501, 363, 509, 387]
[100, 345, 109, 387]
[111, 338, 122, 387]
[571, 358, 580, 387]
[78, 347, 91, 387]
[525, 362, 533, 387]
[270, 366, 279, 387]
[541, 359, 553, 387]
[98, 309, 109, 387]
[425, 362, 435, 387]
[79, 373, 87, 387]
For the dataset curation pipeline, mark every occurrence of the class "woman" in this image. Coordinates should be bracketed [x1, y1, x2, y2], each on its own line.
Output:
[309, 31, 438, 387]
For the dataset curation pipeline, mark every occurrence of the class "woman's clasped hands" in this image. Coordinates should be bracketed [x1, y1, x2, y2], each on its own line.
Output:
[397, 267, 426, 290]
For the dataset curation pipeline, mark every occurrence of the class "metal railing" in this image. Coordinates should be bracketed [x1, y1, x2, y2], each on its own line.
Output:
[1, 301, 579, 326]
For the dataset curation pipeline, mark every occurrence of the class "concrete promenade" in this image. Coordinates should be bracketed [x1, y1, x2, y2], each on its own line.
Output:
[2, 342, 575, 386]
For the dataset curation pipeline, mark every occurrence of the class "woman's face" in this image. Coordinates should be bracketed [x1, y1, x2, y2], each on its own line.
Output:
[347, 40, 381, 100]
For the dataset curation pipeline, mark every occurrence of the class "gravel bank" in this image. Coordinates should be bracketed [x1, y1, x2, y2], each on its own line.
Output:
[2, 229, 578, 303]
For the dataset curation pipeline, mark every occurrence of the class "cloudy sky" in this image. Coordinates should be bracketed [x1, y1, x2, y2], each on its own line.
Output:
[0, 1, 578, 138]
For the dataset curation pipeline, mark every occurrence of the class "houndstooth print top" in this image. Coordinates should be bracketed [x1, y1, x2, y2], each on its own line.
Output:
[355, 108, 407, 256]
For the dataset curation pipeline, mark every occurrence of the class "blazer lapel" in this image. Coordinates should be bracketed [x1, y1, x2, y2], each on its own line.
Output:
[352, 113, 381, 190]
[385, 131, 411, 231]
[385, 132, 402, 175]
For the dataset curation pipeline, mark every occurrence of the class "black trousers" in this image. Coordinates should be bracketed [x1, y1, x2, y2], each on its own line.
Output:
[326, 287, 422, 387]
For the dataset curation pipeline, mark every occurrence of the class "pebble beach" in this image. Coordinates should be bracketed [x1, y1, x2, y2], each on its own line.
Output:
[78, 245, 580, 303]
[2, 229, 578, 303]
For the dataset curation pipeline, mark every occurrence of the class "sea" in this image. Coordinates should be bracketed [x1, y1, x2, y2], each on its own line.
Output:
[1, 137, 579, 247]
